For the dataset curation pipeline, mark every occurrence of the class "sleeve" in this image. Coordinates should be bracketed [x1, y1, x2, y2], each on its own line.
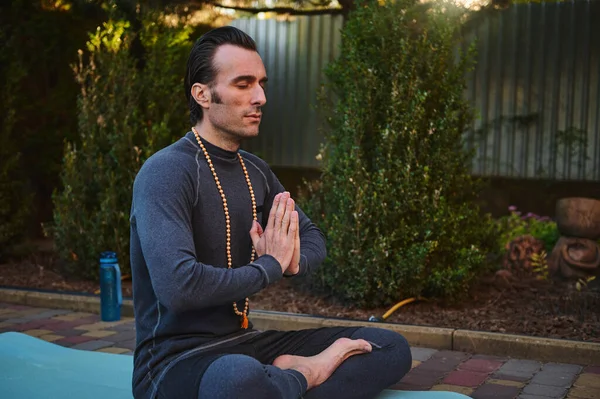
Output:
[131, 157, 283, 314]
[262, 169, 327, 278]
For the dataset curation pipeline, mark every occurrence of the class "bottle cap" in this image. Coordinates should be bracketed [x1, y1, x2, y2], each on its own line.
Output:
[100, 251, 118, 264]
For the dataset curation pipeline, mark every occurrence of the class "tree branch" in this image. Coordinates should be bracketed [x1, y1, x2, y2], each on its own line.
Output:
[209, 2, 344, 15]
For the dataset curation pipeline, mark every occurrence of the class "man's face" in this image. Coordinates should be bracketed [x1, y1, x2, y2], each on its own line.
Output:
[203, 44, 267, 141]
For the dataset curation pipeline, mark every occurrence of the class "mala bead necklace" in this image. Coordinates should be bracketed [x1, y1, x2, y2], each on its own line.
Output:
[192, 126, 257, 329]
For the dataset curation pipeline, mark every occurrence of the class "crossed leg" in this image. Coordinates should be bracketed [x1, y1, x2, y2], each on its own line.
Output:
[196, 326, 411, 399]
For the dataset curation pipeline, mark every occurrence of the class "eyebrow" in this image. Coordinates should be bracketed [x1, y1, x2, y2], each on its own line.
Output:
[231, 75, 268, 84]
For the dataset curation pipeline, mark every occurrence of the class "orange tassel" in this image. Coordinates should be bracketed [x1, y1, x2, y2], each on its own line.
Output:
[241, 314, 249, 329]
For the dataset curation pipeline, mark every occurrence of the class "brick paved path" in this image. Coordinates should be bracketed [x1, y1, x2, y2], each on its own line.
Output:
[1, 302, 599, 399]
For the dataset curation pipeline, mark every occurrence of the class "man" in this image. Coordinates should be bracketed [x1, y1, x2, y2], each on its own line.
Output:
[130, 26, 411, 399]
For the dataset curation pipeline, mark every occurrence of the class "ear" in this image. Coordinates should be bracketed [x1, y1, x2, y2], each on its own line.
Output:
[191, 83, 210, 110]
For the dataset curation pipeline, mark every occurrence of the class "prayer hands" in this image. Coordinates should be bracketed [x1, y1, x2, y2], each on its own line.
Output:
[249, 192, 300, 274]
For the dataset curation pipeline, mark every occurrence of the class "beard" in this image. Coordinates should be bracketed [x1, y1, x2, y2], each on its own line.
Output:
[210, 87, 224, 104]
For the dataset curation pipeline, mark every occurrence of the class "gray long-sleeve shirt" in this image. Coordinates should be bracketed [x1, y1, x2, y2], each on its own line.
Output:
[129, 131, 326, 397]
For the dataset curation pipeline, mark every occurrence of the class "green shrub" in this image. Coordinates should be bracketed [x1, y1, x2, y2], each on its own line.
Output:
[496, 206, 560, 253]
[300, 0, 498, 307]
[50, 15, 201, 279]
[0, 1, 106, 241]
[0, 24, 32, 259]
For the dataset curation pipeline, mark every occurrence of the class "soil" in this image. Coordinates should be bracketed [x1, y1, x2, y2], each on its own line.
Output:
[1, 250, 599, 343]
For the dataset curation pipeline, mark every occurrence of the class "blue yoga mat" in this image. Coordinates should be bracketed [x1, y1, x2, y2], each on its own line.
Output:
[0, 332, 470, 399]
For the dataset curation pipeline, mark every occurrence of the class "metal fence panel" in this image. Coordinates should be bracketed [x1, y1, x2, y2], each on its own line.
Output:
[232, 2, 600, 180]
[465, 0, 600, 181]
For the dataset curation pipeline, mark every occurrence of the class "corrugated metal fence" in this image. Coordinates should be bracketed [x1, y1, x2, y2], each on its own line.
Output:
[232, 1, 600, 181]
[465, 0, 600, 181]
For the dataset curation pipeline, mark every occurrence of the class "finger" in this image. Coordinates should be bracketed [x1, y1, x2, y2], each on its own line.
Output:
[281, 198, 294, 233]
[275, 192, 290, 231]
[288, 210, 299, 237]
[294, 210, 300, 240]
[249, 220, 261, 248]
[295, 217, 300, 248]
[267, 193, 282, 231]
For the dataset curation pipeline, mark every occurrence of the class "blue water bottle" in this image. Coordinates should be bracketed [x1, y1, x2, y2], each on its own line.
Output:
[99, 251, 122, 322]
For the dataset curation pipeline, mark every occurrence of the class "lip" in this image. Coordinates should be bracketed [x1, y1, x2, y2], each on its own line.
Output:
[245, 114, 262, 121]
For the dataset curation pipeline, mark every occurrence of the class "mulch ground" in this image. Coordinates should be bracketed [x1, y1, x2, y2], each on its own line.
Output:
[1, 251, 598, 343]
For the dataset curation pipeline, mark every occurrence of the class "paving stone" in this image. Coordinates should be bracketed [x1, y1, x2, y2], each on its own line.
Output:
[542, 363, 583, 376]
[10, 320, 46, 331]
[12, 314, 48, 322]
[522, 383, 568, 398]
[75, 320, 131, 331]
[459, 358, 504, 373]
[54, 328, 89, 337]
[55, 340, 75, 348]
[39, 334, 63, 342]
[52, 312, 95, 321]
[410, 347, 438, 362]
[54, 335, 96, 346]
[471, 383, 521, 399]
[583, 366, 600, 375]
[105, 330, 136, 342]
[567, 386, 600, 399]
[36, 321, 64, 331]
[74, 323, 105, 331]
[83, 330, 117, 338]
[574, 373, 600, 389]
[431, 384, 474, 396]
[48, 314, 76, 321]
[1, 318, 31, 324]
[399, 369, 445, 387]
[6, 309, 46, 317]
[411, 360, 421, 369]
[119, 339, 137, 351]
[71, 340, 114, 351]
[24, 329, 53, 337]
[531, 371, 577, 388]
[491, 371, 534, 382]
[487, 378, 525, 388]
[519, 395, 555, 399]
[432, 350, 471, 362]
[106, 323, 136, 332]
[48, 320, 95, 331]
[25, 309, 72, 320]
[418, 351, 469, 373]
[443, 370, 488, 387]
[96, 347, 131, 354]
[499, 359, 542, 374]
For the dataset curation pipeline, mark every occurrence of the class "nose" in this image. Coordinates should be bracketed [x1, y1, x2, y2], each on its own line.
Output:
[251, 84, 267, 107]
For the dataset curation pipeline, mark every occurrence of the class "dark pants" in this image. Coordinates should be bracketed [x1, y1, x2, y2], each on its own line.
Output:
[155, 326, 412, 399]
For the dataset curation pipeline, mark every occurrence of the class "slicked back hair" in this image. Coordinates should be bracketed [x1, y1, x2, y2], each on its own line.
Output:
[185, 26, 257, 125]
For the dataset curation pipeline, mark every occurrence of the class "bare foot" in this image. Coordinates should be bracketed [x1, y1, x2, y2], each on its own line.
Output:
[272, 338, 372, 390]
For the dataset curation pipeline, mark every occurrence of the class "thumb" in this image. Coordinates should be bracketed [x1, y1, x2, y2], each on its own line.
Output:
[249, 220, 262, 246]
